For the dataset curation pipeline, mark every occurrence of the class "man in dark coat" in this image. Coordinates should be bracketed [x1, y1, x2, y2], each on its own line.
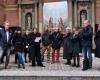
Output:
[0, 21, 12, 64]
[50, 27, 62, 63]
[63, 27, 72, 65]
[94, 24, 100, 58]
[79, 20, 93, 71]
[29, 28, 45, 67]
[41, 28, 51, 62]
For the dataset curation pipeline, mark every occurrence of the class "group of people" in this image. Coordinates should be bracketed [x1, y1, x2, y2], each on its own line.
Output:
[0, 20, 100, 71]
[42, 20, 93, 71]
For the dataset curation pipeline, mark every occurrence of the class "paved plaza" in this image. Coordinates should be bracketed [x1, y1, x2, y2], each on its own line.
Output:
[0, 54, 100, 77]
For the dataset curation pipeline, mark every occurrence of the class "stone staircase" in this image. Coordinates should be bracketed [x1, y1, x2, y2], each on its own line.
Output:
[0, 71, 100, 80]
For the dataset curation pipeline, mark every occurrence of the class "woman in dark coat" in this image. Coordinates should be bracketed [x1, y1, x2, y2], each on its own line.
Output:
[63, 27, 72, 65]
[94, 25, 100, 58]
[23, 30, 30, 63]
[14, 30, 25, 69]
[29, 28, 45, 67]
[71, 27, 81, 67]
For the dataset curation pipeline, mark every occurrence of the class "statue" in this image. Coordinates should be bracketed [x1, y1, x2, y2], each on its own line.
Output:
[49, 17, 53, 31]
[26, 13, 32, 29]
[58, 17, 64, 32]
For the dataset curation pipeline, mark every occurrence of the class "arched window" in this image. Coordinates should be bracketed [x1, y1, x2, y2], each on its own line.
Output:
[25, 12, 32, 29]
[80, 10, 87, 27]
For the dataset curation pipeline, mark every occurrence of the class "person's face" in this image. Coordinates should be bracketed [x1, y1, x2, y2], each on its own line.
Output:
[73, 28, 76, 32]
[66, 29, 70, 33]
[55, 28, 59, 32]
[4, 22, 9, 30]
[26, 30, 29, 35]
[34, 29, 37, 33]
[83, 20, 89, 28]
[45, 28, 49, 32]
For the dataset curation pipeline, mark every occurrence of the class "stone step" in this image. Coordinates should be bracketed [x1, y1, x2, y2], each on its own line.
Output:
[0, 71, 100, 80]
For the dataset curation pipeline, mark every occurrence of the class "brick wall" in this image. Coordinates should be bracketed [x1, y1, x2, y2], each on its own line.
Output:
[96, 0, 100, 24]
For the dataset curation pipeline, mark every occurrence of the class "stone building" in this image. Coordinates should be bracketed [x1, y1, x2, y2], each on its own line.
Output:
[0, 0, 99, 32]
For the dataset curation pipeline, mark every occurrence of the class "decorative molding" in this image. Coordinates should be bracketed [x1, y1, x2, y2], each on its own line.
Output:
[5, 5, 18, 11]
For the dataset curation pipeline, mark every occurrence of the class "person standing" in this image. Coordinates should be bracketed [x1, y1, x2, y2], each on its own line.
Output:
[80, 20, 93, 71]
[29, 28, 45, 67]
[50, 27, 62, 63]
[41, 28, 51, 62]
[23, 30, 30, 63]
[14, 30, 25, 69]
[63, 27, 72, 65]
[0, 21, 12, 64]
[71, 27, 81, 67]
[94, 24, 100, 58]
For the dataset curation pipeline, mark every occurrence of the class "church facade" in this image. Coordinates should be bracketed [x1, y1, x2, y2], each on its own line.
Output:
[0, 0, 99, 32]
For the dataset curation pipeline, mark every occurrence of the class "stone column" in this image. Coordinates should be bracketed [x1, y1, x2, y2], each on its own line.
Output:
[35, 3, 37, 28]
[92, 0, 95, 32]
[91, 0, 95, 49]
[68, 0, 73, 29]
[18, 4, 21, 27]
[39, 0, 43, 33]
[74, 1, 77, 27]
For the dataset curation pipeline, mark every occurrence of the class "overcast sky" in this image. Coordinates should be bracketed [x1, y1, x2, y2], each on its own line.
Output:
[43, 1, 68, 25]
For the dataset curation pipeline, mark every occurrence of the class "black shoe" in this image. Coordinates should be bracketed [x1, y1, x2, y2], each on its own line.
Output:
[82, 68, 88, 71]
[88, 66, 92, 69]
[64, 62, 71, 65]
[76, 64, 80, 67]
[18, 64, 20, 68]
[15, 61, 17, 64]
[25, 61, 27, 63]
[37, 64, 45, 67]
[22, 64, 25, 69]
[29, 60, 31, 63]
[31, 63, 36, 67]
[67, 62, 71, 65]
[72, 64, 76, 67]
[5, 64, 8, 69]
[1, 61, 4, 64]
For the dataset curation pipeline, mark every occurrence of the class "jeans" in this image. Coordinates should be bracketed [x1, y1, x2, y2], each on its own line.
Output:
[17, 52, 25, 64]
[82, 46, 92, 67]
[0, 47, 3, 58]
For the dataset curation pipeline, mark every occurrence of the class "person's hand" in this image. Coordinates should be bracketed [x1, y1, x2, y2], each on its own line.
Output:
[75, 31, 78, 34]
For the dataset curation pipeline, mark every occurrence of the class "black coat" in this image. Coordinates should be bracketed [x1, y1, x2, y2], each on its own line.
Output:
[50, 31, 62, 49]
[29, 32, 41, 61]
[79, 25, 93, 47]
[23, 33, 30, 46]
[0, 28, 12, 50]
[71, 33, 81, 54]
[63, 33, 73, 59]
[94, 31, 100, 58]
[13, 34, 25, 52]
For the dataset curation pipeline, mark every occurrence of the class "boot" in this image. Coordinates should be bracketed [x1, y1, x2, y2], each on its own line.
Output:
[82, 59, 89, 71]
[66, 60, 71, 65]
